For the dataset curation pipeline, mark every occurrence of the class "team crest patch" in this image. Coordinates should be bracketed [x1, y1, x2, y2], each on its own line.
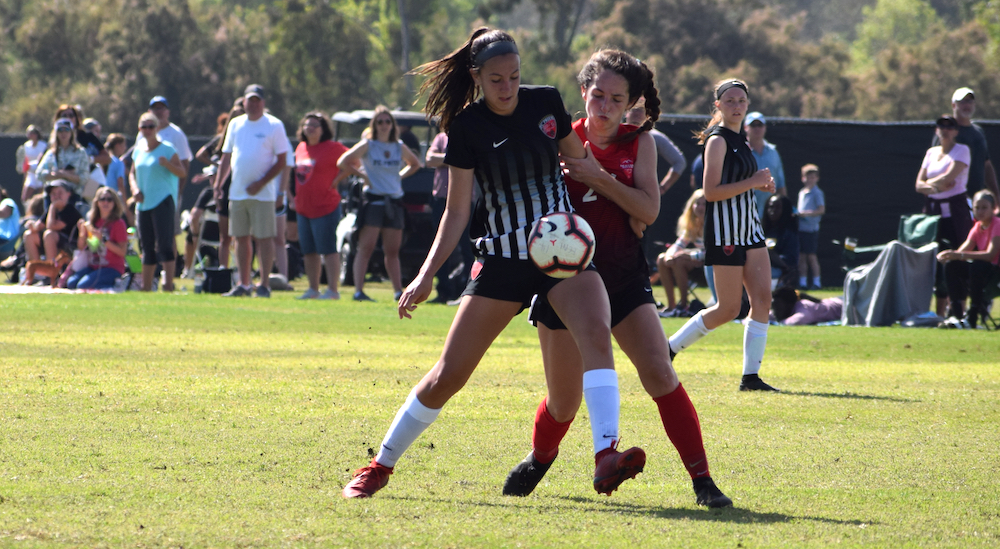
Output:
[723, 245, 736, 256]
[539, 115, 557, 139]
[620, 158, 634, 179]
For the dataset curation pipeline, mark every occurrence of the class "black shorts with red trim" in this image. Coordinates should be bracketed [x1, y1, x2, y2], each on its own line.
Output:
[529, 273, 653, 330]
[462, 255, 595, 313]
[705, 239, 766, 267]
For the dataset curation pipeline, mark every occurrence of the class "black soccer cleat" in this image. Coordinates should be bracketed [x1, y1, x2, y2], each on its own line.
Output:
[693, 477, 733, 508]
[739, 374, 780, 392]
[503, 451, 555, 497]
[668, 342, 677, 363]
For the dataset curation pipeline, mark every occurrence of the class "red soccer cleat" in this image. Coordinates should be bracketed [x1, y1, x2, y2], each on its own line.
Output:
[593, 444, 646, 496]
[342, 459, 393, 499]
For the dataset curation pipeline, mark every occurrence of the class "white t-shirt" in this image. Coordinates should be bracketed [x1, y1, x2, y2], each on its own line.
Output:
[137, 122, 192, 161]
[222, 113, 289, 202]
[922, 143, 971, 200]
[22, 140, 48, 189]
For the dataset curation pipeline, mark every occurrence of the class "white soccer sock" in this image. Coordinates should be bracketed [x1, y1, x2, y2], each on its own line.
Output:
[668, 311, 711, 354]
[742, 319, 769, 376]
[374, 389, 442, 468]
[583, 368, 620, 454]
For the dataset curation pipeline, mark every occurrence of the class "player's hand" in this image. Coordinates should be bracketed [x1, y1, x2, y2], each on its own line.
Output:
[398, 273, 432, 319]
[629, 216, 646, 238]
[753, 168, 775, 193]
[561, 143, 606, 186]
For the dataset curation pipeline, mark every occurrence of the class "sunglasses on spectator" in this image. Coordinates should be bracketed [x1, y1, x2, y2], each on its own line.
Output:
[56, 127, 72, 133]
[139, 124, 157, 130]
[98, 196, 115, 203]
[302, 122, 321, 129]
[375, 119, 392, 126]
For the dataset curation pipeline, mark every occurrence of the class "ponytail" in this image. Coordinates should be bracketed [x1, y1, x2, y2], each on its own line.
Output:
[414, 27, 517, 133]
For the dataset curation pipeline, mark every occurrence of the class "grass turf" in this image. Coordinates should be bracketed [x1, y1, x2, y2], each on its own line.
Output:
[1, 284, 998, 547]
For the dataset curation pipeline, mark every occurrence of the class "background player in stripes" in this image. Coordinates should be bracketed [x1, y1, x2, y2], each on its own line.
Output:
[667, 79, 780, 392]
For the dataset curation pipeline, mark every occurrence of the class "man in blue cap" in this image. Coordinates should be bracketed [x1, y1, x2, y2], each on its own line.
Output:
[744, 112, 786, 219]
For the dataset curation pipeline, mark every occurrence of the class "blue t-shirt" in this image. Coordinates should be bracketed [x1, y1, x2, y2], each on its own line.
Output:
[751, 140, 785, 219]
[797, 186, 825, 233]
[131, 142, 178, 211]
[0, 198, 21, 241]
[105, 156, 126, 193]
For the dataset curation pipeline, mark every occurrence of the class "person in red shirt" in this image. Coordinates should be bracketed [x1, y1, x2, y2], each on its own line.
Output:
[509, 49, 732, 507]
[67, 187, 127, 290]
[293, 112, 349, 299]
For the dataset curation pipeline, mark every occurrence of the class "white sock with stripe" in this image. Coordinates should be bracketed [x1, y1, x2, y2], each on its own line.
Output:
[583, 368, 620, 454]
[375, 389, 442, 468]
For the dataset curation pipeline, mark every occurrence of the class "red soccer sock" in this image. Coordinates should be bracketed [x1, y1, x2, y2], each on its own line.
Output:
[654, 383, 710, 479]
[532, 398, 573, 464]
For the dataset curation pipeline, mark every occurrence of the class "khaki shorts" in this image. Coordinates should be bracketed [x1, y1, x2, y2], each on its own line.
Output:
[229, 199, 277, 239]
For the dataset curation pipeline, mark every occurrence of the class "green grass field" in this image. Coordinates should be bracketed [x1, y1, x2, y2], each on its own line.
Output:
[1, 284, 999, 548]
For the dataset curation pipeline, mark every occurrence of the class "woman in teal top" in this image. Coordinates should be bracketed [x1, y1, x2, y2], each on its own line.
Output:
[130, 112, 187, 291]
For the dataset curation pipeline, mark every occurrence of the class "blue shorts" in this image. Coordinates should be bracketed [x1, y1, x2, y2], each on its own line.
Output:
[298, 206, 341, 256]
[799, 231, 819, 255]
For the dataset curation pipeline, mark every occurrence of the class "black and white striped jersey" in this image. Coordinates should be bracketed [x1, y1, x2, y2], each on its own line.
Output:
[445, 86, 573, 260]
[702, 125, 765, 247]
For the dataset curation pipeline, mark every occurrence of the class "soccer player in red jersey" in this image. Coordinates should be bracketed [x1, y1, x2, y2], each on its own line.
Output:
[504, 49, 732, 507]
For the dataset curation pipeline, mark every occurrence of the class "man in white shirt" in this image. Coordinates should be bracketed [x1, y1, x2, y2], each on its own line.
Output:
[215, 84, 289, 297]
[144, 96, 193, 197]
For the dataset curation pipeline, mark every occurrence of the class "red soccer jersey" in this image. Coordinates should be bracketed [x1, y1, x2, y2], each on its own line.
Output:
[565, 120, 647, 291]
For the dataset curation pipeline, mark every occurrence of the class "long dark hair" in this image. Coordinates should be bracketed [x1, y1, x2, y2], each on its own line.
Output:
[696, 78, 748, 145]
[297, 111, 334, 143]
[214, 105, 245, 156]
[414, 27, 517, 133]
[577, 49, 660, 143]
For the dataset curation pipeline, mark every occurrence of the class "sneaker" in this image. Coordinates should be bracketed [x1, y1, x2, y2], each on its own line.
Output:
[297, 288, 321, 300]
[353, 291, 375, 302]
[319, 289, 340, 300]
[255, 285, 271, 298]
[502, 451, 555, 497]
[692, 477, 733, 508]
[393, 290, 403, 301]
[658, 308, 676, 319]
[222, 285, 253, 297]
[593, 444, 646, 496]
[739, 374, 780, 392]
[342, 459, 393, 499]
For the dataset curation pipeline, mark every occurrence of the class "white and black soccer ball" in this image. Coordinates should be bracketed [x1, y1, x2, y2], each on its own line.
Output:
[527, 212, 596, 278]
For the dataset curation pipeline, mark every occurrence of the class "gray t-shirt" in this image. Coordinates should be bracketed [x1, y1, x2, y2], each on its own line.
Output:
[363, 139, 404, 199]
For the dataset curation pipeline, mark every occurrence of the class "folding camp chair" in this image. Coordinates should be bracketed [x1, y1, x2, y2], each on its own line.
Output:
[194, 209, 222, 272]
[836, 213, 940, 272]
[978, 268, 1000, 331]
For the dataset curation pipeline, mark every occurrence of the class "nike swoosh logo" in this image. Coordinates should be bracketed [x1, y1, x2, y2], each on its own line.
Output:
[493, 139, 508, 148]
[602, 434, 617, 439]
[733, 148, 738, 153]
[644, 288, 652, 293]
[687, 459, 704, 468]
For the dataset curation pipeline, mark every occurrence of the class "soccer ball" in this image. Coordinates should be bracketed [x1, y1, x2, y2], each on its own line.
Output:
[527, 212, 596, 278]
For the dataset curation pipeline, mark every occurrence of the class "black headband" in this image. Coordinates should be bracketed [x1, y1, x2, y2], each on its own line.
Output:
[473, 40, 519, 67]
[716, 80, 748, 100]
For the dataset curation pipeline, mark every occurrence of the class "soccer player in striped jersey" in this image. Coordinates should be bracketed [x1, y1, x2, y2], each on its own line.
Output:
[343, 28, 642, 499]
[668, 79, 780, 392]
[503, 49, 731, 507]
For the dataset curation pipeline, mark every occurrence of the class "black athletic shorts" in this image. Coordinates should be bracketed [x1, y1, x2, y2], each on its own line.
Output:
[705, 239, 766, 266]
[530, 273, 653, 330]
[462, 254, 593, 313]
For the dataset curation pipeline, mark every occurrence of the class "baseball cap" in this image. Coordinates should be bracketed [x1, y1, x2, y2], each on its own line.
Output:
[745, 112, 766, 126]
[951, 87, 974, 103]
[82, 118, 100, 130]
[149, 95, 169, 108]
[244, 84, 265, 99]
[45, 179, 74, 191]
[55, 118, 75, 130]
[936, 114, 959, 128]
